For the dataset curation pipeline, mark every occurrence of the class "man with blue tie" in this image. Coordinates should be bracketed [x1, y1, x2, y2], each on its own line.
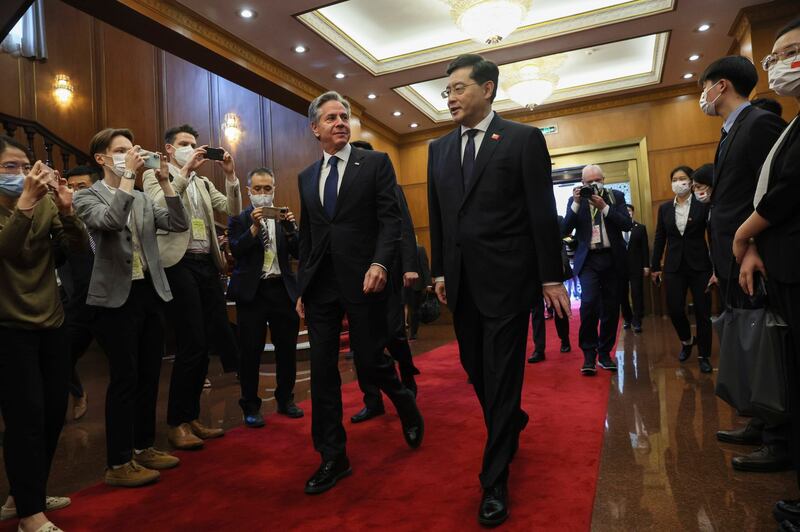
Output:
[296, 91, 424, 495]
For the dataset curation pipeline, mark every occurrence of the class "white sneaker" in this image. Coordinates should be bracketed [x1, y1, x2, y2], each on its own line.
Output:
[18, 521, 63, 532]
[1, 496, 71, 520]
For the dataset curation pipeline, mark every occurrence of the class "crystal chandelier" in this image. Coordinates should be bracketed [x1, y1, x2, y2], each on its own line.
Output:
[500, 55, 567, 109]
[446, 0, 532, 45]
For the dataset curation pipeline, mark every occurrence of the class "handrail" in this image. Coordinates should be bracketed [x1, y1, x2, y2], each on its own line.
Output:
[0, 112, 90, 171]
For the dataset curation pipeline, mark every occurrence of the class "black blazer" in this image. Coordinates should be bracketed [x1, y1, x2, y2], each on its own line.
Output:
[755, 115, 800, 284]
[625, 222, 650, 274]
[390, 185, 418, 294]
[651, 198, 712, 273]
[298, 147, 401, 303]
[413, 245, 432, 292]
[710, 105, 786, 275]
[227, 205, 299, 303]
[562, 189, 632, 276]
[428, 114, 563, 318]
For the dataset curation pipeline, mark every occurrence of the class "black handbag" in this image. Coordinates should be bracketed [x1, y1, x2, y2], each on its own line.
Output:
[418, 291, 441, 324]
[749, 286, 791, 425]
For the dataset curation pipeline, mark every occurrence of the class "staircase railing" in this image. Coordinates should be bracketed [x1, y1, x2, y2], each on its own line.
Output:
[0, 113, 90, 171]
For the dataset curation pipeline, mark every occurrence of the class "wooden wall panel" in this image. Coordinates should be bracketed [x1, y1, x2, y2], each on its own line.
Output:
[215, 75, 264, 192]
[398, 141, 429, 185]
[161, 52, 212, 151]
[356, 123, 402, 177]
[648, 144, 718, 205]
[0, 48, 22, 117]
[401, 183, 429, 230]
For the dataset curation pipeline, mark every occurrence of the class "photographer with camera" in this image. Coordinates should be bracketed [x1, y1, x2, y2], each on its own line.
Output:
[142, 124, 241, 450]
[563, 164, 632, 375]
[73, 127, 188, 487]
[0, 135, 88, 532]
[227, 168, 302, 428]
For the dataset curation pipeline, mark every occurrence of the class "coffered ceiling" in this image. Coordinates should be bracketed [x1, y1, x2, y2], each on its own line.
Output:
[175, 0, 769, 134]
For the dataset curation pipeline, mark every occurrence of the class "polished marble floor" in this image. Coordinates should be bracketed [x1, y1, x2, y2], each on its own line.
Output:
[0, 315, 795, 531]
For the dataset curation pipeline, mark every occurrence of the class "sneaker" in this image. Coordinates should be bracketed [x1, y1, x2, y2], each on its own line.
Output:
[560, 342, 572, 353]
[580, 362, 597, 376]
[0, 496, 71, 521]
[104, 461, 160, 487]
[244, 413, 266, 428]
[135, 447, 180, 470]
[699, 357, 713, 374]
[598, 354, 618, 371]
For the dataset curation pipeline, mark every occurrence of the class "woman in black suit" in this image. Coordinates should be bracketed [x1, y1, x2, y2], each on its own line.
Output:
[651, 165, 713, 373]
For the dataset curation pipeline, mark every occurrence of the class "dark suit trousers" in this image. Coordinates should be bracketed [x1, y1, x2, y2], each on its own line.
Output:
[358, 284, 418, 410]
[304, 261, 413, 461]
[578, 250, 620, 359]
[236, 277, 299, 415]
[663, 267, 712, 357]
[64, 305, 94, 398]
[407, 290, 425, 338]
[0, 326, 69, 518]
[165, 254, 234, 426]
[620, 271, 645, 327]
[531, 298, 569, 352]
[454, 274, 529, 489]
[92, 279, 164, 467]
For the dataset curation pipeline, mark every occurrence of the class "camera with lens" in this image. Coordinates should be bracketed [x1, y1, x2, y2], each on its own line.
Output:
[579, 182, 603, 199]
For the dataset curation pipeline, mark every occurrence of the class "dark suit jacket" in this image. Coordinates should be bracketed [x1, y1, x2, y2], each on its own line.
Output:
[626, 222, 650, 275]
[755, 115, 800, 284]
[710, 104, 786, 276]
[227, 206, 299, 303]
[413, 245, 431, 292]
[428, 113, 564, 318]
[391, 185, 417, 294]
[563, 189, 632, 276]
[651, 198, 712, 273]
[298, 146, 402, 303]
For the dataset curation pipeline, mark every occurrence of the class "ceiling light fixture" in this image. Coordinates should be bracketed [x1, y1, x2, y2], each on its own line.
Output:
[392, 111, 403, 117]
[499, 54, 566, 110]
[410, 123, 419, 128]
[238, 8, 256, 19]
[682, 72, 694, 79]
[335, 72, 346, 79]
[688, 54, 701, 61]
[367, 93, 377, 100]
[446, 0, 532, 45]
[697, 23, 711, 32]
[294, 45, 307, 53]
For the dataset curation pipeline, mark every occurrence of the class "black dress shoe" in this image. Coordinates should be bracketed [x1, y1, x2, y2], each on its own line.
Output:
[527, 351, 545, 363]
[623, 321, 631, 330]
[304, 456, 352, 495]
[397, 392, 424, 449]
[478, 484, 508, 527]
[598, 354, 617, 371]
[731, 445, 792, 472]
[350, 406, 385, 424]
[580, 362, 597, 376]
[780, 520, 800, 532]
[774, 499, 800, 524]
[698, 357, 713, 374]
[633, 325, 643, 334]
[716, 425, 762, 445]
[678, 337, 695, 362]
[277, 402, 304, 418]
[560, 342, 571, 353]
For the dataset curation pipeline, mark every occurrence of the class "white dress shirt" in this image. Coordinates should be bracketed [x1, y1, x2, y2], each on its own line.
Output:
[319, 142, 351, 205]
[460, 110, 496, 162]
[674, 194, 692, 236]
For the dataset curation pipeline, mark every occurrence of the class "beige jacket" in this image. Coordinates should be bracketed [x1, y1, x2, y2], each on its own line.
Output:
[143, 164, 241, 271]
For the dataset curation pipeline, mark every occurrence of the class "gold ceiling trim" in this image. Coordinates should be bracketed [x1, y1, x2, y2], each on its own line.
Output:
[395, 32, 668, 123]
[296, 0, 674, 76]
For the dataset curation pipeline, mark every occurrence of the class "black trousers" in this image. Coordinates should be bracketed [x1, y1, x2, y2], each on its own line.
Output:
[358, 284, 418, 410]
[663, 268, 712, 357]
[531, 297, 569, 353]
[236, 277, 299, 415]
[64, 306, 94, 398]
[165, 254, 236, 426]
[407, 290, 425, 338]
[304, 261, 414, 461]
[92, 279, 165, 467]
[578, 250, 620, 360]
[0, 326, 69, 518]
[620, 270, 645, 327]
[454, 274, 529, 489]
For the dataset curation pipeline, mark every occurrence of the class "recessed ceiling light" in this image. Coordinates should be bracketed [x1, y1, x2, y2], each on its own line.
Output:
[294, 45, 307, 54]
[697, 23, 711, 32]
[392, 111, 402, 117]
[688, 54, 701, 61]
[683, 73, 694, 79]
[334, 72, 346, 79]
[410, 123, 419, 128]
[367, 93, 377, 100]
[238, 8, 256, 19]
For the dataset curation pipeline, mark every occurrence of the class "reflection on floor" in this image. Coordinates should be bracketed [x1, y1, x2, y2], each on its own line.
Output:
[0, 316, 795, 530]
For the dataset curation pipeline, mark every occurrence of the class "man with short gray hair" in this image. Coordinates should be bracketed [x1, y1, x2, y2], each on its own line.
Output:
[296, 91, 424, 495]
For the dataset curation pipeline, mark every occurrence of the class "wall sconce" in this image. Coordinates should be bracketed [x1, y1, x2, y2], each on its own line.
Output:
[53, 74, 73, 104]
[222, 113, 241, 143]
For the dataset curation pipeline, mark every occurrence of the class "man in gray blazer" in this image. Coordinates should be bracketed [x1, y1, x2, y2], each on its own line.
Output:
[73, 127, 188, 488]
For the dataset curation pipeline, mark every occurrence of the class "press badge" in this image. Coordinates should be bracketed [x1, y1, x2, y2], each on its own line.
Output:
[591, 225, 602, 245]
[263, 249, 276, 271]
[191, 218, 207, 241]
[132, 250, 145, 280]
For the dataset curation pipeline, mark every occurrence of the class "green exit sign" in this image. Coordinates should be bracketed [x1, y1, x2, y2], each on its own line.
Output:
[540, 125, 558, 136]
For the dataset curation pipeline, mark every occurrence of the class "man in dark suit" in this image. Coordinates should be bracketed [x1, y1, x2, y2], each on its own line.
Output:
[428, 54, 569, 526]
[407, 242, 432, 340]
[699, 55, 790, 471]
[348, 140, 421, 422]
[296, 91, 423, 495]
[563, 165, 632, 375]
[227, 167, 303, 428]
[620, 204, 649, 333]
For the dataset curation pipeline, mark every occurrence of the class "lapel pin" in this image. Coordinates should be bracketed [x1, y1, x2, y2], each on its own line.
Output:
[491, 133, 501, 141]
[354, 161, 360, 166]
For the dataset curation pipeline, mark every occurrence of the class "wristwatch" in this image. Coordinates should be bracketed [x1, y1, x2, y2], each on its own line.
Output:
[122, 169, 136, 180]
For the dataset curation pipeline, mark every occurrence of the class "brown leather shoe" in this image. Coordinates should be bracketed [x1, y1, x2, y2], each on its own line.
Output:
[168, 423, 204, 450]
[189, 419, 225, 440]
[135, 447, 180, 470]
[73, 392, 88, 420]
[104, 461, 160, 487]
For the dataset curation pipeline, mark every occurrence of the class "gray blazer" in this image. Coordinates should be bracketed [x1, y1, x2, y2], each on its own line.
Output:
[73, 180, 188, 308]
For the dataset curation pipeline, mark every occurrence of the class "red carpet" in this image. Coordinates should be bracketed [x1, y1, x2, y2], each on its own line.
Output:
[4, 313, 613, 531]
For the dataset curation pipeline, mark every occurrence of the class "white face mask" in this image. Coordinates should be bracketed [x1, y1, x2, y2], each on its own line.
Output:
[249, 193, 273, 208]
[694, 190, 711, 203]
[768, 55, 800, 96]
[672, 181, 691, 196]
[699, 81, 722, 116]
[173, 145, 195, 167]
[585, 180, 603, 193]
[102, 153, 127, 177]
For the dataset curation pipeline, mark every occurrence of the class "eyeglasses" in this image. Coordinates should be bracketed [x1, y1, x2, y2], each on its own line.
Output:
[0, 162, 32, 174]
[441, 82, 478, 99]
[761, 43, 800, 71]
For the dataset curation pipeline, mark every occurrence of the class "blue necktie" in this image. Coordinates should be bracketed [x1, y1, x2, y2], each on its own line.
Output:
[462, 129, 479, 189]
[324, 155, 339, 218]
